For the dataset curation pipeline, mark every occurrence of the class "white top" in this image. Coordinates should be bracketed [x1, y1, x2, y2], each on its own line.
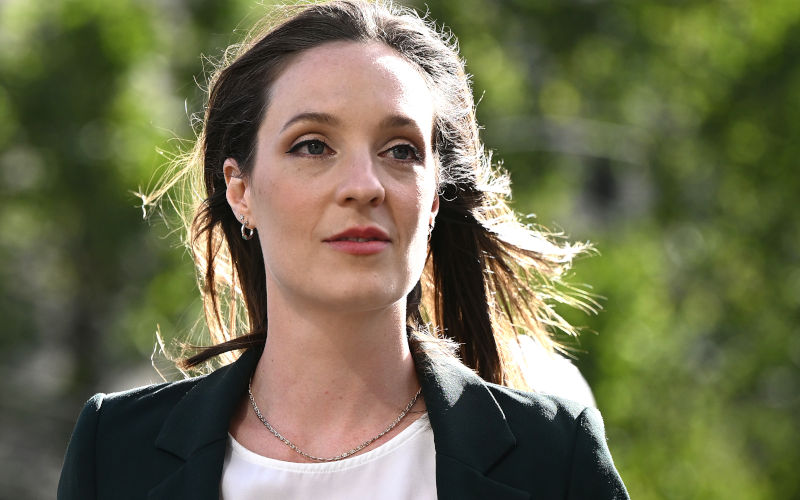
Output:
[220, 413, 437, 500]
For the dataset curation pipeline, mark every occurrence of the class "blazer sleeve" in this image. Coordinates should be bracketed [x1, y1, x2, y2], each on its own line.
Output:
[57, 393, 105, 500]
[567, 406, 630, 499]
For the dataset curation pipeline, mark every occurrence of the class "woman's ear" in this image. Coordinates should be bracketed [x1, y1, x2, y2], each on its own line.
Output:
[430, 194, 440, 227]
[224, 158, 251, 223]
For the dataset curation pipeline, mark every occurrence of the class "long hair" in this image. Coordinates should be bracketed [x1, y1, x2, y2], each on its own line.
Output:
[143, 0, 596, 388]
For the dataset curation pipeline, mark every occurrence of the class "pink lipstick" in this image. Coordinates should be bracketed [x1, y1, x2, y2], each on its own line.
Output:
[324, 226, 391, 255]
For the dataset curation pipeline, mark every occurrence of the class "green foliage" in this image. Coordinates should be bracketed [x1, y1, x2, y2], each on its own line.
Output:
[1, 0, 797, 497]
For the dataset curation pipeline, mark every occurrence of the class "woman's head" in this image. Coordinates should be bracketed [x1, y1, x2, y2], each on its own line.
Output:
[196, 1, 484, 330]
[223, 39, 440, 315]
[160, 0, 592, 386]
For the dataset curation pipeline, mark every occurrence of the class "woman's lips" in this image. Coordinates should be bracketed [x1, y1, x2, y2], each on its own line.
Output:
[324, 226, 391, 255]
[325, 239, 390, 255]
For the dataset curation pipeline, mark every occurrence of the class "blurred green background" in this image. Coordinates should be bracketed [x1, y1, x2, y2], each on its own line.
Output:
[1, 0, 798, 498]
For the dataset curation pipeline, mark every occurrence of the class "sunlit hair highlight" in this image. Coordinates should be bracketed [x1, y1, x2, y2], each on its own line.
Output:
[141, 0, 597, 389]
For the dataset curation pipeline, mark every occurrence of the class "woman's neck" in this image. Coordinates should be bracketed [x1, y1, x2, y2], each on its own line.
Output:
[232, 293, 422, 462]
[257, 303, 417, 409]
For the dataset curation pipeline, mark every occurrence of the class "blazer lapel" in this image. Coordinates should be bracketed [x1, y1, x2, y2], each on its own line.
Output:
[148, 348, 261, 500]
[418, 353, 530, 500]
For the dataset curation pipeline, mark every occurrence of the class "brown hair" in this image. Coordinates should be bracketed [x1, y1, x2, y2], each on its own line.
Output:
[144, 0, 595, 388]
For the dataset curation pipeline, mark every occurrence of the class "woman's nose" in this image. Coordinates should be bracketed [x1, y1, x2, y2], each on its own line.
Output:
[334, 151, 386, 207]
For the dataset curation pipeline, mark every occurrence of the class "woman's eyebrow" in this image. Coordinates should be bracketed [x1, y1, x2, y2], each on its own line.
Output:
[379, 114, 426, 142]
[281, 111, 340, 132]
[280, 112, 425, 137]
[379, 114, 419, 130]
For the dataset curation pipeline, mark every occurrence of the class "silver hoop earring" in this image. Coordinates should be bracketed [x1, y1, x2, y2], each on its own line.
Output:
[239, 214, 254, 241]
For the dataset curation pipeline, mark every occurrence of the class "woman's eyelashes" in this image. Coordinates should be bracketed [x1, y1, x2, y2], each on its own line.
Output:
[287, 139, 423, 162]
[381, 143, 422, 162]
[287, 139, 332, 156]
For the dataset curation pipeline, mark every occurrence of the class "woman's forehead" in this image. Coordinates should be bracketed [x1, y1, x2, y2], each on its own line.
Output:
[264, 41, 435, 134]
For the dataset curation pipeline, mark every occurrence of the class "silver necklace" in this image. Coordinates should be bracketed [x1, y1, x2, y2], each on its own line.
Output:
[247, 380, 422, 462]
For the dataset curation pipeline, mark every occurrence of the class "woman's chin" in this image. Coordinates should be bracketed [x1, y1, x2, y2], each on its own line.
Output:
[299, 283, 410, 316]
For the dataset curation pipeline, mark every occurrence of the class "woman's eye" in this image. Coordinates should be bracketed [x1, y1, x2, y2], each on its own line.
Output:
[288, 140, 329, 156]
[387, 144, 420, 161]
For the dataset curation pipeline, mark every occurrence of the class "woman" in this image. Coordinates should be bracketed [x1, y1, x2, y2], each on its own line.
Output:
[58, 1, 628, 498]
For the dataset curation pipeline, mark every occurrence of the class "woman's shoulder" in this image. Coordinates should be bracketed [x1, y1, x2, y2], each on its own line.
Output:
[85, 374, 206, 417]
[486, 381, 600, 431]
[489, 381, 588, 417]
[422, 356, 628, 498]
[484, 381, 614, 462]
[422, 348, 600, 437]
[68, 370, 222, 453]
[58, 368, 237, 499]
[485, 383, 627, 496]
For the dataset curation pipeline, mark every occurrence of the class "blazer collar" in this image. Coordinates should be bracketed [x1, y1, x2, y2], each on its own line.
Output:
[417, 353, 529, 500]
[150, 347, 527, 499]
[150, 348, 260, 499]
[154, 348, 260, 460]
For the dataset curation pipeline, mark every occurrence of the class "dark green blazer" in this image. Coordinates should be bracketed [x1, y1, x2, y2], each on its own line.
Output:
[58, 348, 628, 499]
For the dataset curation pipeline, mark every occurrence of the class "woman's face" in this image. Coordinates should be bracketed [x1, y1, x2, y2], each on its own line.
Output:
[231, 41, 439, 314]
